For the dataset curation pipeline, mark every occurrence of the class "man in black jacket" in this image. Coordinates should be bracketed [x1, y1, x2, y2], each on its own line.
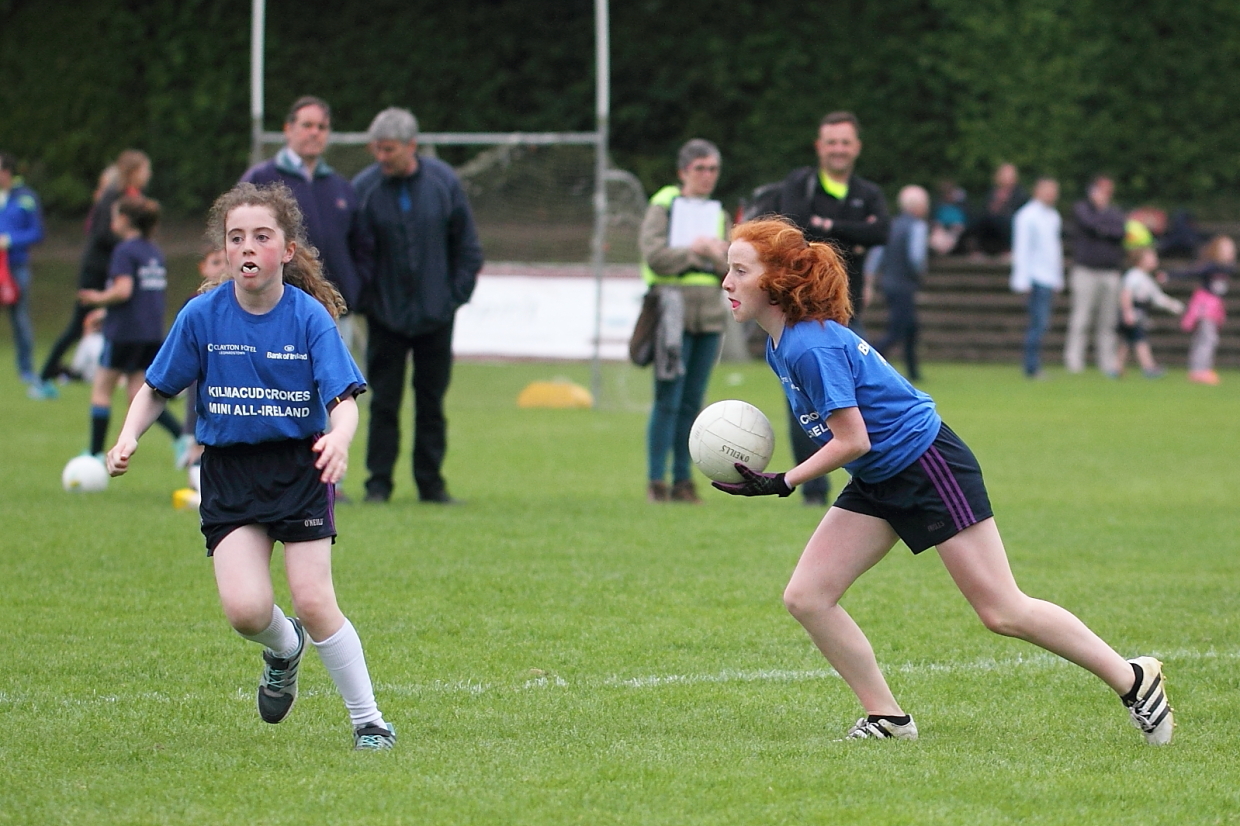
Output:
[775, 111, 890, 336]
[774, 111, 889, 507]
[354, 107, 484, 504]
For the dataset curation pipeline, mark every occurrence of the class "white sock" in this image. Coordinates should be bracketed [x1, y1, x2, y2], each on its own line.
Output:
[240, 605, 300, 658]
[313, 618, 383, 728]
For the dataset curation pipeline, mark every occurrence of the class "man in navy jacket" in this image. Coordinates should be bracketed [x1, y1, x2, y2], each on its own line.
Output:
[241, 96, 368, 355]
[353, 107, 483, 505]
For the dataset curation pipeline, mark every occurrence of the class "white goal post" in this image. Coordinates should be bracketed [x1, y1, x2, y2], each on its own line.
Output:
[249, 0, 615, 401]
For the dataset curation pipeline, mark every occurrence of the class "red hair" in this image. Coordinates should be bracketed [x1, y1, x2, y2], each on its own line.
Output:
[730, 218, 852, 325]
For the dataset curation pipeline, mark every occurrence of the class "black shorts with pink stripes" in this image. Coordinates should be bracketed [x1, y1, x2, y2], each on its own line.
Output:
[832, 422, 993, 554]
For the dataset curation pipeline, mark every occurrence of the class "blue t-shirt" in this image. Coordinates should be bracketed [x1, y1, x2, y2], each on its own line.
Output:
[146, 284, 366, 447]
[105, 238, 167, 343]
[767, 319, 941, 482]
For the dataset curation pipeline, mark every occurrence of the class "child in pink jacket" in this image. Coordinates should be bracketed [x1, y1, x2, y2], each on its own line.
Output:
[1178, 235, 1235, 385]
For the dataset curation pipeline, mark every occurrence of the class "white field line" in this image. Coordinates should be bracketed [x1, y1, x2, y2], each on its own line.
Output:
[2, 648, 1232, 708]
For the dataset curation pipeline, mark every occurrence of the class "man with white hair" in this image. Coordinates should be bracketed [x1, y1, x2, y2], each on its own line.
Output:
[872, 184, 930, 382]
[353, 107, 484, 504]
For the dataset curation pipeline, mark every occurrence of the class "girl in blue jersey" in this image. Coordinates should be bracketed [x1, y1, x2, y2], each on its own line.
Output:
[78, 195, 182, 458]
[715, 218, 1173, 745]
[105, 182, 395, 750]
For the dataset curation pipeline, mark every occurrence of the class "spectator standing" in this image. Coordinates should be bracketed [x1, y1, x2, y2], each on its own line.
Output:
[969, 162, 1027, 259]
[33, 150, 151, 398]
[638, 139, 730, 503]
[353, 108, 483, 504]
[872, 185, 930, 382]
[241, 96, 367, 358]
[0, 152, 44, 389]
[774, 111, 889, 507]
[1010, 178, 1064, 379]
[773, 111, 889, 331]
[1064, 175, 1126, 374]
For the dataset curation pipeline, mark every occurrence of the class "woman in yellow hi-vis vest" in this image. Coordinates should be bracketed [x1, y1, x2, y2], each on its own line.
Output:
[638, 139, 730, 503]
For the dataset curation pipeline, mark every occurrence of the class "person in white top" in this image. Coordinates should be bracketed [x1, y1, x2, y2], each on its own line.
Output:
[1114, 246, 1184, 378]
[1010, 178, 1064, 378]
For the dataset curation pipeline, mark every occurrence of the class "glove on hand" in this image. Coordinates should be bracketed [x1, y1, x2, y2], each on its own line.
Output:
[711, 464, 795, 497]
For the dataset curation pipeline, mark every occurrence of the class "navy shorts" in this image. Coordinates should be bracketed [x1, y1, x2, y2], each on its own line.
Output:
[199, 437, 337, 556]
[101, 340, 162, 373]
[1116, 317, 1148, 344]
[832, 422, 993, 554]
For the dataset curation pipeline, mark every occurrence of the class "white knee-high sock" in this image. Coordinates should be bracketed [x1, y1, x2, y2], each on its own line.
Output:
[240, 605, 300, 658]
[313, 618, 383, 727]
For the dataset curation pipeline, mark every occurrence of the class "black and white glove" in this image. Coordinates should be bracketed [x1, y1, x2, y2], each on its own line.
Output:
[711, 464, 795, 497]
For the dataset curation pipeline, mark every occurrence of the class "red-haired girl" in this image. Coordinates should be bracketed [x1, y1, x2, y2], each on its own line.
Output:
[715, 217, 1173, 745]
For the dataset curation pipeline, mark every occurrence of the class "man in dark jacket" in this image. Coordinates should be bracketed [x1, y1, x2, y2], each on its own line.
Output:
[1064, 175, 1126, 374]
[775, 111, 890, 335]
[774, 111, 889, 507]
[354, 107, 483, 504]
[241, 95, 367, 355]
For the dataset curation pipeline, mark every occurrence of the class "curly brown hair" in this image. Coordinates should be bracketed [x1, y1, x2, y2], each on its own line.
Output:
[730, 217, 852, 325]
[202, 182, 346, 318]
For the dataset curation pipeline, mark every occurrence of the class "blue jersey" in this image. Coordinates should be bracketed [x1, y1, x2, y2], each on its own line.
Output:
[146, 284, 365, 447]
[767, 319, 940, 482]
[105, 238, 167, 343]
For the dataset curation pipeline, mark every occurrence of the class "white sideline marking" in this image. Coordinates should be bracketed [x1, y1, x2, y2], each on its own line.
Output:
[4, 648, 1233, 707]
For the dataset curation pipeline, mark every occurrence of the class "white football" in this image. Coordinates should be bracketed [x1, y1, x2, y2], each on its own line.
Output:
[689, 400, 776, 483]
[62, 455, 109, 493]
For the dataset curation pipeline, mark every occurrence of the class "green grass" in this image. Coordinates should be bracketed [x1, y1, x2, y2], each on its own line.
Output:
[2, 345, 1239, 824]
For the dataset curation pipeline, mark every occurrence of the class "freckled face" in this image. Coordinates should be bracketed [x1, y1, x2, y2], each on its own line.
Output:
[722, 240, 771, 324]
[224, 205, 294, 295]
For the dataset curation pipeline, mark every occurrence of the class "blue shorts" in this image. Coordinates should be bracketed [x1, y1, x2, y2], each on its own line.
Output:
[199, 437, 337, 556]
[832, 422, 993, 554]
[101, 340, 161, 373]
[1116, 318, 1148, 344]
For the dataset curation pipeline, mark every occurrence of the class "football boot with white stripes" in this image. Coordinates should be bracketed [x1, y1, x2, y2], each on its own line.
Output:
[846, 716, 919, 740]
[1125, 656, 1174, 745]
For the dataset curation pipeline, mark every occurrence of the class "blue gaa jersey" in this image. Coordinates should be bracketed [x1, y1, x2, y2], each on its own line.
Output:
[146, 284, 365, 447]
[767, 319, 941, 483]
[105, 238, 167, 343]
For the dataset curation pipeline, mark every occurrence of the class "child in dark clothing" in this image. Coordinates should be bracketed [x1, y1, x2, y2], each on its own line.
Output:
[77, 195, 181, 457]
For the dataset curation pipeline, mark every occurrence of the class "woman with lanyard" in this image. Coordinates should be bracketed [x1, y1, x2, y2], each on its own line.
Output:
[638, 139, 730, 504]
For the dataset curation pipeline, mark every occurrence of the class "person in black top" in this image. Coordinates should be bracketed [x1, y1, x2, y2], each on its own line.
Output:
[353, 108, 484, 504]
[773, 111, 889, 507]
[33, 150, 151, 397]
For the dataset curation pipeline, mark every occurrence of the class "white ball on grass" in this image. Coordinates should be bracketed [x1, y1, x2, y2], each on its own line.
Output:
[62, 455, 109, 493]
[689, 400, 776, 483]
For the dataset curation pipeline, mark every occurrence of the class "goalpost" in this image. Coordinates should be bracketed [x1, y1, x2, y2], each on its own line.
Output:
[248, 0, 619, 404]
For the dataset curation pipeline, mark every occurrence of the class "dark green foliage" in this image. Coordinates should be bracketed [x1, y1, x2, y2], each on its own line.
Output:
[3, 0, 1239, 217]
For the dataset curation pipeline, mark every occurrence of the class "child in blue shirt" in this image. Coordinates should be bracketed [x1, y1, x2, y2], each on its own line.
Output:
[105, 182, 394, 750]
[714, 217, 1174, 746]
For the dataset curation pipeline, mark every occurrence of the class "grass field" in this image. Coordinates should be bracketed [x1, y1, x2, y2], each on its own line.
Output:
[2, 342, 1240, 824]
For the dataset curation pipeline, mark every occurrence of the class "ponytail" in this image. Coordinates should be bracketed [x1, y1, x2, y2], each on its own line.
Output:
[731, 218, 852, 324]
